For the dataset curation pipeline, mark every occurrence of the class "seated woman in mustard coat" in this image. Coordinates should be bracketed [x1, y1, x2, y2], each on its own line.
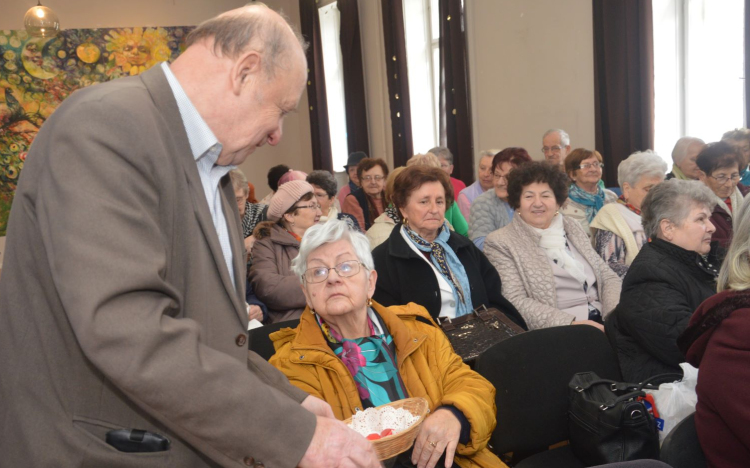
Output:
[270, 220, 503, 468]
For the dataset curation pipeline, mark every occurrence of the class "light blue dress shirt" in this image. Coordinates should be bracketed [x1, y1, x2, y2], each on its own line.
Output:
[161, 62, 237, 287]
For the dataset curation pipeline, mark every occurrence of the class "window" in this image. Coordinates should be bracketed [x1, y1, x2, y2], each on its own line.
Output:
[402, 0, 441, 153]
[318, 2, 349, 172]
[653, 0, 745, 164]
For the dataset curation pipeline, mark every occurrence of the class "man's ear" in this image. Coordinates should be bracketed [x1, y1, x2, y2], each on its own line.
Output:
[697, 170, 707, 182]
[231, 50, 263, 95]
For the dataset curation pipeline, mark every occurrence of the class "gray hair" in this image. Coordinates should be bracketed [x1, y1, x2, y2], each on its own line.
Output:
[671, 136, 705, 163]
[543, 129, 570, 146]
[185, 4, 307, 78]
[306, 170, 337, 198]
[617, 150, 668, 188]
[717, 197, 750, 292]
[479, 149, 499, 161]
[229, 169, 249, 196]
[641, 179, 717, 240]
[428, 146, 453, 164]
[407, 153, 441, 168]
[291, 219, 374, 283]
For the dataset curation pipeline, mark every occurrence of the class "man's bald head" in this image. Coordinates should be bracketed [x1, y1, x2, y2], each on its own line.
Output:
[185, 4, 307, 79]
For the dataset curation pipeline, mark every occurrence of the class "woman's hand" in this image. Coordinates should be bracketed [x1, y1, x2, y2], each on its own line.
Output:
[247, 304, 263, 323]
[411, 408, 461, 468]
[572, 320, 604, 332]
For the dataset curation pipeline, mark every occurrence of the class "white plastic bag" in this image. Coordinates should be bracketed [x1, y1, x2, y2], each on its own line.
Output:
[644, 362, 698, 443]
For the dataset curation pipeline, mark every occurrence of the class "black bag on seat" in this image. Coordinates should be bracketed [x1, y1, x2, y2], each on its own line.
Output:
[568, 372, 681, 466]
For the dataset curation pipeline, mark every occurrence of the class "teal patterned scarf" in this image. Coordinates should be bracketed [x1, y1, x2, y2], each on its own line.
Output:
[568, 183, 606, 223]
[316, 310, 408, 408]
[402, 222, 474, 317]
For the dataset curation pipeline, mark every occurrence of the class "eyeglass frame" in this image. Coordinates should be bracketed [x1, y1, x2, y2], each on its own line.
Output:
[294, 202, 322, 211]
[361, 175, 385, 182]
[708, 173, 741, 184]
[541, 145, 565, 154]
[303, 260, 367, 284]
[575, 162, 605, 170]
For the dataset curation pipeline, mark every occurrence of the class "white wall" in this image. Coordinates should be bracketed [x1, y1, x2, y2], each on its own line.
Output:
[2, 0, 250, 29]
[466, 0, 595, 161]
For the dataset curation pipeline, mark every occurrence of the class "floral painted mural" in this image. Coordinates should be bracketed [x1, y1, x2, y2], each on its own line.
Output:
[0, 26, 193, 235]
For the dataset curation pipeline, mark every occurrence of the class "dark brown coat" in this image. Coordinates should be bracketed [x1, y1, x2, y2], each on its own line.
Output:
[249, 222, 307, 323]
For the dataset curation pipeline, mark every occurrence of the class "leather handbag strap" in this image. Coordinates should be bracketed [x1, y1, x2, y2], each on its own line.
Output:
[574, 372, 685, 393]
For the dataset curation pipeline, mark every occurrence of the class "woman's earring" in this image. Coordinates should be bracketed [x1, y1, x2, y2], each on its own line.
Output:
[403, 217, 409, 226]
[367, 298, 373, 307]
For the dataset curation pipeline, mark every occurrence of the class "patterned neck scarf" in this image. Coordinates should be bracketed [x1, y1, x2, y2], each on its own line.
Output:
[617, 195, 641, 215]
[402, 222, 474, 317]
[315, 310, 408, 408]
[385, 204, 401, 224]
[568, 183, 606, 223]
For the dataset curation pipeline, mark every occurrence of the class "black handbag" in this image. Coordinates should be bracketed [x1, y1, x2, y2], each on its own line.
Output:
[437, 305, 525, 364]
[568, 372, 682, 466]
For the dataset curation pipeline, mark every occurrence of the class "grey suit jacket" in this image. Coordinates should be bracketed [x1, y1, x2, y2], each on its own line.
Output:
[0, 66, 315, 467]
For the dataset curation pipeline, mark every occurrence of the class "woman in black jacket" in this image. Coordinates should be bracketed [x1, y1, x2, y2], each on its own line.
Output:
[605, 179, 719, 382]
[371, 165, 526, 329]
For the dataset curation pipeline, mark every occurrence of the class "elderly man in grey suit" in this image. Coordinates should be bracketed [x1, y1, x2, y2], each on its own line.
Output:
[0, 5, 380, 468]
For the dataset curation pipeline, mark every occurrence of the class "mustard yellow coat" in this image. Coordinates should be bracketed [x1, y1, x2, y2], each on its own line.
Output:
[269, 301, 507, 468]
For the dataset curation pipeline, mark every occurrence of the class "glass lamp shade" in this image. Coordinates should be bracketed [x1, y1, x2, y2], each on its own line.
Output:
[24, 4, 60, 38]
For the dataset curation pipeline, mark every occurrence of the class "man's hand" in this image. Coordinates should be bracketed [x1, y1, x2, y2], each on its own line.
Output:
[411, 408, 461, 468]
[298, 416, 382, 468]
[300, 395, 335, 419]
[247, 304, 263, 323]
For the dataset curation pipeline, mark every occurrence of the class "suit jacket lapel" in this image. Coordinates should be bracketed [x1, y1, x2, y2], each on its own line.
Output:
[139, 66, 246, 325]
[220, 176, 248, 317]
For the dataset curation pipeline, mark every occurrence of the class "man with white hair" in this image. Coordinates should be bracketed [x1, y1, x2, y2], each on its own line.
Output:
[0, 5, 379, 468]
[667, 136, 705, 180]
[542, 129, 572, 169]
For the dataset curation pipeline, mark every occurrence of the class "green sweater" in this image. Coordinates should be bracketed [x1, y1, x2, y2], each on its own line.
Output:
[445, 201, 468, 237]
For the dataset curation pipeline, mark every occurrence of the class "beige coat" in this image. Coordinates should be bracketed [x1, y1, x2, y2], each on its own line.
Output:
[249, 222, 307, 323]
[484, 214, 622, 329]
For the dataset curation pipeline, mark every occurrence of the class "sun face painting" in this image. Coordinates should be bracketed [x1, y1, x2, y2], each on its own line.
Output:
[0, 26, 193, 236]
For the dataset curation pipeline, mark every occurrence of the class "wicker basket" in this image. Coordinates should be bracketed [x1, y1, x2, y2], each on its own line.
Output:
[343, 397, 431, 461]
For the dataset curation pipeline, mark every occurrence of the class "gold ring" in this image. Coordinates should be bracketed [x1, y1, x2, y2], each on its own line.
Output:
[429, 441, 437, 448]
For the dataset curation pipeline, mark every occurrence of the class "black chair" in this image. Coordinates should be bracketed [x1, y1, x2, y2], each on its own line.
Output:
[248, 319, 300, 361]
[660, 413, 706, 468]
[475, 325, 622, 468]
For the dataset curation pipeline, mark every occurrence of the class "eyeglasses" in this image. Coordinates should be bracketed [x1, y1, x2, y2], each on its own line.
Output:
[576, 162, 604, 170]
[709, 173, 740, 184]
[493, 172, 507, 180]
[295, 202, 322, 210]
[361, 175, 385, 182]
[542, 146, 564, 154]
[304, 260, 365, 283]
